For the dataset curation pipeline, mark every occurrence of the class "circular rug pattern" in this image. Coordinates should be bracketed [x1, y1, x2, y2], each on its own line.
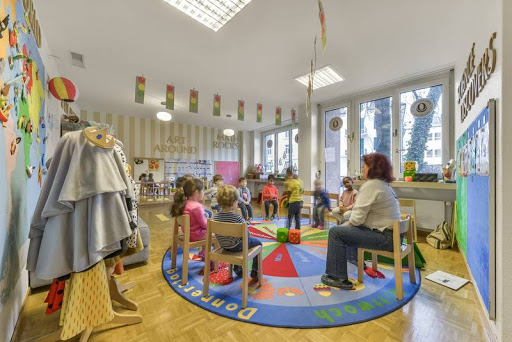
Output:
[162, 218, 421, 328]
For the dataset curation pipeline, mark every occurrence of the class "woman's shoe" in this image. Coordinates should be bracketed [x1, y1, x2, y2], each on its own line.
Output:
[320, 274, 354, 290]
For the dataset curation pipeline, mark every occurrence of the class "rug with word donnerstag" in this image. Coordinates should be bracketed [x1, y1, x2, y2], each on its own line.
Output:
[161, 218, 421, 328]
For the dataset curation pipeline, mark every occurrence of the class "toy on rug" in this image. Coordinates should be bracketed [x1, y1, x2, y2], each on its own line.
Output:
[277, 228, 288, 243]
[403, 161, 417, 181]
[288, 229, 301, 244]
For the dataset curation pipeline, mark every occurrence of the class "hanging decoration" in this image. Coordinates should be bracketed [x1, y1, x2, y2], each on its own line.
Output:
[48, 77, 79, 102]
[318, 0, 327, 53]
[189, 89, 199, 113]
[411, 98, 434, 117]
[238, 100, 244, 121]
[275, 107, 282, 126]
[135, 76, 145, 104]
[306, 38, 317, 117]
[166, 84, 175, 110]
[213, 94, 221, 116]
[291, 109, 297, 127]
[257, 103, 263, 123]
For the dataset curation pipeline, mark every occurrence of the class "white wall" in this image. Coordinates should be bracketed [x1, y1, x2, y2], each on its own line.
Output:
[453, 0, 503, 340]
[498, 1, 512, 341]
[298, 103, 320, 190]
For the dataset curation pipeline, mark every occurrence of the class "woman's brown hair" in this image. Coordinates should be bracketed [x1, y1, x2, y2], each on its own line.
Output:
[170, 178, 204, 217]
[363, 153, 395, 183]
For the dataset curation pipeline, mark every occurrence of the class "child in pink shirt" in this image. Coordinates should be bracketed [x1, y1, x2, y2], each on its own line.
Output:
[171, 178, 208, 241]
[331, 177, 358, 223]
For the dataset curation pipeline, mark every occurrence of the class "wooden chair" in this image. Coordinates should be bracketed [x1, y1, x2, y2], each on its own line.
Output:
[357, 216, 416, 300]
[260, 198, 279, 220]
[301, 190, 315, 223]
[398, 198, 418, 241]
[324, 193, 340, 225]
[203, 220, 263, 308]
[171, 215, 217, 285]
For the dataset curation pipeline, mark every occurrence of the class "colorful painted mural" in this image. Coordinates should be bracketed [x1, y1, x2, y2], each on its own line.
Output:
[0, 0, 47, 340]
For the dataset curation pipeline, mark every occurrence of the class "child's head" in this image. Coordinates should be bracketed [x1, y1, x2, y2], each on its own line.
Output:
[267, 175, 275, 185]
[148, 173, 154, 179]
[176, 174, 194, 188]
[314, 179, 323, 191]
[286, 167, 293, 179]
[238, 177, 247, 187]
[342, 176, 353, 190]
[213, 174, 224, 186]
[170, 178, 204, 217]
[217, 185, 239, 211]
[139, 173, 147, 181]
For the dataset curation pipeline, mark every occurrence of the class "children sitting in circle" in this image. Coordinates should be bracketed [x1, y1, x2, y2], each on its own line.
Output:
[237, 177, 253, 221]
[312, 179, 331, 229]
[331, 176, 358, 223]
[284, 168, 304, 230]
[214, 185, 261, 281]
[204, 174, 224, 212]
[262, 175, 279, 221]
[170, 178, 211, 260]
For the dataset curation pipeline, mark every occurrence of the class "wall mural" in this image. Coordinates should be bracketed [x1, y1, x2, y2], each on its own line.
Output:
[0, 0, 47, 339]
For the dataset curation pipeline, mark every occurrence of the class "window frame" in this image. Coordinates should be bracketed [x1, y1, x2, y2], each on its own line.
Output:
[319, 71, 452, 179]
[261, 124, 298, 175]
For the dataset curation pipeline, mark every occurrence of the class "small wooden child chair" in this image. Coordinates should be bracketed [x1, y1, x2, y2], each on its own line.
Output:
[203, 219, 263, 308]
[357, 216, 416, 300]
[398, 198, 418, 241]
[171, 215, 217, 285]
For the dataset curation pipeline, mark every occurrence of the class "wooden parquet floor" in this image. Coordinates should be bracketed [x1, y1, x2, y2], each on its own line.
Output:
[14, 204, 496, 342]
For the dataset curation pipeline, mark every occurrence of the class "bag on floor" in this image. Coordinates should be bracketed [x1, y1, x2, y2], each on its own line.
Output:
[427, 221, 452, 249]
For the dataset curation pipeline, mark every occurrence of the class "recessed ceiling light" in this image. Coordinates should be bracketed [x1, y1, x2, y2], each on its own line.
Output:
[294, 65, 344, 90]
[163, 0, 252, 32]
[157, 111, 172, 121]
[223, 129, 235, 136]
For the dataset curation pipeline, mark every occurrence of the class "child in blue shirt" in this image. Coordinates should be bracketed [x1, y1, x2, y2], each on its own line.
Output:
[312, 179, 331, 229]
[238, 177, 253, 221]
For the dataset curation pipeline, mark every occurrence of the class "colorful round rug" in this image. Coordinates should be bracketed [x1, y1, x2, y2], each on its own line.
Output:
[162, 218, 421, 328]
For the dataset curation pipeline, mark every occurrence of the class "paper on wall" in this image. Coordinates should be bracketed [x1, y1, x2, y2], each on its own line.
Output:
[325, 147, 335, 163]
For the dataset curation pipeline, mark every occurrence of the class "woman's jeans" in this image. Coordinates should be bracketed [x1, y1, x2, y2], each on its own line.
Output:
[325, 225, 394, 280]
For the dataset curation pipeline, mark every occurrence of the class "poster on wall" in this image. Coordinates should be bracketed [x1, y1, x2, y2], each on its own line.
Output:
[478, 124, 489, 176]
[0, 1, 48, 340]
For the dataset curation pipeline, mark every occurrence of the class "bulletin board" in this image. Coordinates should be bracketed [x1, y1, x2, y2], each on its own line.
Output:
[456, 99, 496, 319]
[164, 159, 213, 181]
[215, 161, 240, 186]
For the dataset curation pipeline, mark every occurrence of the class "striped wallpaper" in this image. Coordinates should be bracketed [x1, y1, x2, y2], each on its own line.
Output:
[80, 111, 241, 166]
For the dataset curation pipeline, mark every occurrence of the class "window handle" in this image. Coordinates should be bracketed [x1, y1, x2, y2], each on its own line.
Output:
[395, 148, 407, 153]
[392, 129, 398, 137]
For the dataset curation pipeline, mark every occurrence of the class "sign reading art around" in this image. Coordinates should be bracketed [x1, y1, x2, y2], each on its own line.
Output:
[213, 132, 239, 149]
[329, 117, 343, 131]
[411, 98, 434, 117]
[154, 136, 198, 154]
[458, 32, 497, 123]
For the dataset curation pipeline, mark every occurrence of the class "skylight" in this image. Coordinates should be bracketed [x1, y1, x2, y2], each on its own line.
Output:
[295, 65, 344, 90]
[163, 0, 252, 32]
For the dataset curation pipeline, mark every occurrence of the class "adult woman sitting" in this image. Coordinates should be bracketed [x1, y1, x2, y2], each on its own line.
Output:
[321, 153, 400, 290]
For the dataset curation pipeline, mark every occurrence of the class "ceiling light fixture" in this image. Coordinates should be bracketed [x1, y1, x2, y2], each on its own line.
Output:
[294, 65, 344, 90]
[163, 0, 252, 32]
[223, 129, 235, 136]
[157, 111, 172, 121]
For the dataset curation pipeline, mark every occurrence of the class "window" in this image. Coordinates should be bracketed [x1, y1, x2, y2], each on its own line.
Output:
[263, 127, 298, 175]
[360, 97, 392, 164]
[400, 84, 443, 175]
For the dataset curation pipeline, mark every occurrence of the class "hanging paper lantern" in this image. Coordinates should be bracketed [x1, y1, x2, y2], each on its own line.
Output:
[48, 77, 79, 102]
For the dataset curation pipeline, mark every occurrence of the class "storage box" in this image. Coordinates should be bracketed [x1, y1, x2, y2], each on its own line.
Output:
[288, 229, 301, 244]
[277, 228, 289, 243]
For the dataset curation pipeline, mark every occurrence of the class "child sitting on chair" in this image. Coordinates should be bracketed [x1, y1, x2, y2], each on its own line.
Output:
[237, 177, 253, 221]
[204, 174, 224, 212]
[312, 179, 331, 229]
[170, 178, 210, 258]
[214, 185, 261, 281]
[262, 175, 279, 221]
[331, 177, 358, 223]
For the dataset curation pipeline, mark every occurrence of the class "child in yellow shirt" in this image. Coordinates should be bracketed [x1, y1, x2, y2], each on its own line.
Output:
[284, 168, 304, 230]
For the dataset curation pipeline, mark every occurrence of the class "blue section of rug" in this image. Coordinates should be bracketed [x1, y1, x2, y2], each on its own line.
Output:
[162, 218, 421, 328]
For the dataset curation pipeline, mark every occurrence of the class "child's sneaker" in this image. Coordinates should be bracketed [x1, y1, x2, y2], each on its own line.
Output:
[270, 215, 275, 220]
[312, 223, 319, 228]
[233, 265, 243, 277]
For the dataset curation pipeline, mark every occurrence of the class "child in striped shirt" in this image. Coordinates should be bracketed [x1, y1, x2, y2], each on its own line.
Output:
[213, 185, 261, 281]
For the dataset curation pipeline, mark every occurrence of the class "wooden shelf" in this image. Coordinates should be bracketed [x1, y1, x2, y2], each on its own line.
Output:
[353, 180, 456, 190]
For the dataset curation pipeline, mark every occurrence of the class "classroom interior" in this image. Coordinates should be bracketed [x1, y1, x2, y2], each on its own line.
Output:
[1, 0, 511, 341]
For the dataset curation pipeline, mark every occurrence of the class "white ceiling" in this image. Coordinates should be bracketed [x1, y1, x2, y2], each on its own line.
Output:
[34, 0, 465, 131]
